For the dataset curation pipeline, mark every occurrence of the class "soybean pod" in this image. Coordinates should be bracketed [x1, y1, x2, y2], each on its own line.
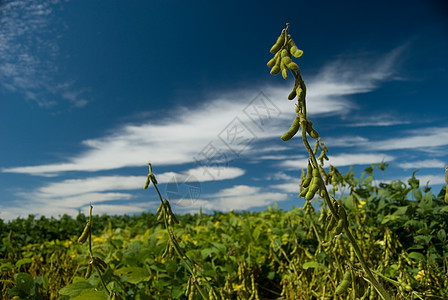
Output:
[281, 116, 300, 141]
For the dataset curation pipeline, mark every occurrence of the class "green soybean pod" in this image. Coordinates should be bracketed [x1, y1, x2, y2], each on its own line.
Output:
[335, 279, 351, 295]
[302, 177, 312, 189]
[281, 116, 300, 141]
[326, 216, 336, 232]
[287, 39, 304, 58]
[339, 205, 347, 225]
[281, 61, 288, 79]
[305, 189, 316, 201]
[287, 62, 299, 71]
[310, 129, 319, 139]
[150, 173, 158, 185]
[77, 221, 91, 244]
[312, 167, 319, 178]
[267, 57, 276, 68]
[313, 140, 319, 155]
[270, 56, 281, 75]
[306, 121, 319, 138]
[144, 176, 150, 189]
[299, 186, 309, 198]
[93, 257, 107, 273]
[267, 53, 278, 68]
[290, 46, 303, 58]
[288, 88, 296, 100]
[334, 219, 344, 235]
[310, 179, 320, 194]
[281, 55, 293, 66]
[267, 52, 280, 68]
[318, 151, 325, 161]
[270, 30, 286, 53]
[85, 263, 92, 279]
[270, 65, 281, 75]
[300, 169, 306, 188]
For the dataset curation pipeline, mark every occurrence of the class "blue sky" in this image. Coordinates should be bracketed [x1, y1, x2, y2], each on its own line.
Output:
[1, 0, 447, 221]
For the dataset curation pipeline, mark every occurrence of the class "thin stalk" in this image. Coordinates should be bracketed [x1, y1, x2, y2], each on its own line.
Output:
[152, 181, 209, 300]
[299, 110, 391, 300]
[87, 204, 110, 296]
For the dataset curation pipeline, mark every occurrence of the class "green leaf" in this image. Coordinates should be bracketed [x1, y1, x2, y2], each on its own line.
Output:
[201, 248, 214, 259]
[408, 252, 425, 262]
[11, 273, 35, 297]
[393, 206, 408, 216]
[34, 275, 49, 290]
[381, 214, 401, 224]
[72, 289, 109, 300]
[15, 258, 32, 269]
[414, 235, 431, 245]
[115, 267, 152, 284]
[408, 171, 420, 189]
[0, 262, 15, 272]
[59, 279, 94, 297]
[123, 241, 142, 265]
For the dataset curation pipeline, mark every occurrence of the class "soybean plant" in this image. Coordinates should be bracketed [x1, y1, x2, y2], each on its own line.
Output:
[144, 163, 219, 300]
[267, 23, 392, 300]
[77, 204, 123, 300]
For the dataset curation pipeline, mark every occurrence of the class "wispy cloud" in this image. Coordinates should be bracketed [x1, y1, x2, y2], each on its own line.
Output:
[1, 45, 411, 219]
[345, 114, 411, 127]
[398, 159, 446, 170]
[371, 127, 448, 151]
[0, 0, 88, 108]
[414, 174, 447, 186]
[174, 185, 289, 212]
[279, 153, 395, 170]
[2, 44, 406, 177]
[0, 166, 246, 220]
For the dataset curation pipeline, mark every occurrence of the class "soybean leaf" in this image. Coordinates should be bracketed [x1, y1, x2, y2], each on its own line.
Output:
[72, 289, 109, 300]
[59, 279, 93, 297]
[115, 266, 151, 284]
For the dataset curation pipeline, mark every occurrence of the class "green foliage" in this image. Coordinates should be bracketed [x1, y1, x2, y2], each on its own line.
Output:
[1, 169, 447, 299]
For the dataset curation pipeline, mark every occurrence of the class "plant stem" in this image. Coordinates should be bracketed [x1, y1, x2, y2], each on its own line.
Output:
[152, 181, 209, 300]
[88, 204, 110, 296]
[299, 106, 391, 300]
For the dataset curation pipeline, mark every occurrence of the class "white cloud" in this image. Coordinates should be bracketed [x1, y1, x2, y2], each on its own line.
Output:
[0, 45, 411, 219]
[209, 185, 288, 210]
[414, 175, 446, 186]
[322, 136, 369, 148]
[345, 114, 411, 127]
[79, 204, 147, 216]
[213, 191, 287, 211]
[270, 182, 300, 194]
[0, 166, 246, 221]
[2, 45, 406, 176]
[398, 159, 446, 170]
[0, 0, 88, 108]
[371, 127, 448, 151]
[173, 185, 288, 212]
[215, 185, 259, 197]
[279, 153, 395, 170]
[36, 176, 144, 198]
[0, 200, 149, 222]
